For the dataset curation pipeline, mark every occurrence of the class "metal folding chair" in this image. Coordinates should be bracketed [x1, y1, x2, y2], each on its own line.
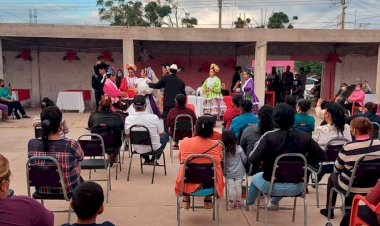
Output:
[34, 123, 43, 139]
[327, 154, 380, 220]
[169, 114, 194, 163]
[176, 154, 219, 226]
[256, 153, 308, 226]
[127, 125, 167, 184]
[78, 134, 111, 203]
[26, 156, 72, 223]
[372, 122, 380, 139]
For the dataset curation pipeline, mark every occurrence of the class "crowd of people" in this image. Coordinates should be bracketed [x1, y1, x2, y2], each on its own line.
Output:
[3, 60, 380, 226]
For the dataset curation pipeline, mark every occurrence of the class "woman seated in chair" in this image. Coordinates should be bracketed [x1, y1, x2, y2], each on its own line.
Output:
[175, 116, 224, 209]
[88, 95, 124, 165]
[348, 102, 380, 124]
[28, 106, 84, 197]
[0, 153, 54, 226]
[294, 98, 315, 134]
[320, 117, 380, 219]
[245, 104, 325, 210]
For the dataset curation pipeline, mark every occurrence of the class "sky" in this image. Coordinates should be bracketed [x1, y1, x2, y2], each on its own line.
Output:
[0, 0, 380, 29]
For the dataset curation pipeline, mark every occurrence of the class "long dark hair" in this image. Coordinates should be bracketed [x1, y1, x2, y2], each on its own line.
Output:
[258, 105, 273, 135]
[325, 102, 345, 135]
[195, 116, 214, 138]
[222, 131, 237, 155]
[40, 106, 62, 150]
[272, 103, 298, 150]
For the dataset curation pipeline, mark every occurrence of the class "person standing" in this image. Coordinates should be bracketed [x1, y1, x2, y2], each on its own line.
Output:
[148, 64, 185, 131]
[241, 67, 259, 115]
[291, 73, 303, 102]
[120, 64, 138, 100]
[298, 67, 307, 99]
[231, 66, 242, 92]
[281, 66, 294, 101]
[92, 62, 109, 111]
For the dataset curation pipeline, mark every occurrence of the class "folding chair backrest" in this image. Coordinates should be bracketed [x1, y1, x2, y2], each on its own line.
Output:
[325, 137, 350, 162]
[34, 123, 43, 139]
[78, 134, 105, 157]
[26, 156, 68, 199]
[271, 153, 307, 185]
[350, 155, 380, 191]
[182, 154, 216, 188]
[91, 124, 121, 149]
[173, 114, 193, 140]
[129, 125, 153, 149]
[372, 122, 380, 139]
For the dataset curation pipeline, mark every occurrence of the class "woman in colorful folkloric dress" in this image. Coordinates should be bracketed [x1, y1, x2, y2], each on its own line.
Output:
[127, 67, 161, 117]
[202, 64, 227, 117]
[241, 67, 259, 115]
[120, 64, 138, 100]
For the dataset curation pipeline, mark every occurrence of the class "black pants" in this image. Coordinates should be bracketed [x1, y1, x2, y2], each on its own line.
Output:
[163, 105, 174, 132]
[309, 164, 334, 182]
[326, 173, 353, 209]
[340, 205, 379, 226]
[0, 100, 26, 118]
[94, 91, 101, 112]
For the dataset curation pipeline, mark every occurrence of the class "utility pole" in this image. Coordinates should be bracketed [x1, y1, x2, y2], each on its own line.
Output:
[218, 0, 222, 28]
[339, 0, 346, 29]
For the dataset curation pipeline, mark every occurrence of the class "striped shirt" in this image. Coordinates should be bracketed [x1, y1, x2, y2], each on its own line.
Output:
[335, 137, 380, 193]
[28, 138, 84, 196]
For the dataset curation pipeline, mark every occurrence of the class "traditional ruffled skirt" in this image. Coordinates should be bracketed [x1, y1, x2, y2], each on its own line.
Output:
[202, 97, 226, 117]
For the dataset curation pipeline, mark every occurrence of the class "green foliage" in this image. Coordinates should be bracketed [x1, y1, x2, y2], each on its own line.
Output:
[234, 17, 251, 28]
[267, 12, 289, 29]
[295, 61, 323, 76]
[144, 1, 172, 27]
[181, 13, 197, 28]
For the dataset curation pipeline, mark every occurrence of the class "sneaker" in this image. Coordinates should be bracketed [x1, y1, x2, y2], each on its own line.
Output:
[267, 201, 279, 211]
[228, 200, 235, 210]
[320, 208, 334, 219]
[22, 115, 31, 118]
[235, 200, 241, 209]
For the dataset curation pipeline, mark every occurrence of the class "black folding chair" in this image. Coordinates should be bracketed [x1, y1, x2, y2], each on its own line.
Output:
[78, 134, 110, 203]
[256, 153, 308, 226]
[34, 123, 43, 139]
[121, 129, 129, 163]
[169, 114, 194, 163]
[26, 156, 72, 223]
[372, 122, 380, 139]
[327, 154, 380, 220]
[90, 124, 122, 179]
[127, 125, 167, 184]
[176, 154, 219, 226]
[308, 137, 350, 208]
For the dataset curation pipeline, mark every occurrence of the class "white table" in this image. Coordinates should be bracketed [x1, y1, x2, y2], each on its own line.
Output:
[365, 94, 377, 104]
[11, 91, 18, 101]
[187, 95, 205, 117]
[56, 91, 85, 113]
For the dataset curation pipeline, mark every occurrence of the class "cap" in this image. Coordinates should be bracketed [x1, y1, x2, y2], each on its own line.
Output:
[133, 95, 146, 106]
[169, 64, 178, 71]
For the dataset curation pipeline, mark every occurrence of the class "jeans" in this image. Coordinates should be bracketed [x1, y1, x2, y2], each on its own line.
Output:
[141, 132, 169, 162]
[227, 177, 243, 202]
[247, 172, 304, 205]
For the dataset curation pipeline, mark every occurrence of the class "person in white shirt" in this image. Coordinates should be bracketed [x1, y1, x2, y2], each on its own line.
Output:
[124, 95, 169, 165]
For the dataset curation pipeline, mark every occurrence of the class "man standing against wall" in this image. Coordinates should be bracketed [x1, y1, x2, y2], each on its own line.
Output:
[281, 66, 294, 101]
[299, 67, 307, 99]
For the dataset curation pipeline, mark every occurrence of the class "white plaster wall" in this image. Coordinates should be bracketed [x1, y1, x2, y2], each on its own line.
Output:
[3, 51, 32, 88]
[335, 55, 377, 94]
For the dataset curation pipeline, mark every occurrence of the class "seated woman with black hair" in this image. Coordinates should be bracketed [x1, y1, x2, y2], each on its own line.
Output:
[175, 116, 224, 209]
[245, 104, 325, 210]
[28, 106, 84, 197]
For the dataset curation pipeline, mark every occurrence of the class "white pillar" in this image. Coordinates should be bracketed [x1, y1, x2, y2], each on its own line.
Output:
[254, 41, 267, 106]
[0, 39, 3, 79]
[30, 49, 40, 107]
[123, 39, 134, 74]
[377, 44, 380, 104]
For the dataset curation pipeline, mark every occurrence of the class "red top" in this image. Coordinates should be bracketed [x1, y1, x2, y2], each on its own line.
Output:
[366, 179, 380, 223]
[223, 108, 241, 130]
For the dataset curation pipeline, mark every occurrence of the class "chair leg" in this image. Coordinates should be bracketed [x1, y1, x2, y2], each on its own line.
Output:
[151, 156, 156, 184]
[212, 195, 216, 221]
[140, 156, 144, 174]
[177, 196, 181, 226]
[314, 172, 320, 208]
[163, 153, 167, 176]
[119, 151, 122, 172]
[304, 197, 308, 226]
[264, 195, 269, 226]
[122, 143, 125, 164]
[109, 165, 112, 191]
[89, 168, 92, 180]
[192, 196, 195, 211]
[106, 166, 110, 203]
[127, 154, 134, 181]
[292, 197, 297, 222]
[170, 137, 173, 163]
[216, 196, 219, 226]
[115, 158, 119, 180]
[256, 193, 260, 221]
[225, 185, 228, 211]
[340, 194, 346, 215]
[327, 188, 334, 221]
[245, 176, 250, 211]
[68, 206, 71, 223]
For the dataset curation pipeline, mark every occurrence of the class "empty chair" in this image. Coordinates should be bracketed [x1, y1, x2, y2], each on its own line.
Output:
[34, 123, 43, 139]
[169, 114, 194, 162]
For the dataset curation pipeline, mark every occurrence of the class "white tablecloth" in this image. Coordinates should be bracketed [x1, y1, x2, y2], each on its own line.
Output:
[195, 96, 205, 117]
[365, 94, 377, 104]
[56, 91, 85, 113]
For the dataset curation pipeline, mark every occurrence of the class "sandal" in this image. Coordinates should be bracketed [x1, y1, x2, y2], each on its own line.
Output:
[182, 199, 190, 210]
[204, 198, 213, 209]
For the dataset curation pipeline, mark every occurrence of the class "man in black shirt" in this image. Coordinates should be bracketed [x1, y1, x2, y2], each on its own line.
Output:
[231, 66, 242, 92]
[281, 66, 294, 101]
[92, 62, 109, 111]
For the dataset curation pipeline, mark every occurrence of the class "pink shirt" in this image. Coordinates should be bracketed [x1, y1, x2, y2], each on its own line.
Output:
[103, 78, 121, 98]
[348, 89, 365, 106]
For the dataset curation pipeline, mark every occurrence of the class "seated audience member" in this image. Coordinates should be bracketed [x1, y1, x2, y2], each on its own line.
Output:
[340, 179, 380, 226]
[345, 82, 365, 112]
[229, 100, 258, 138]
[166, 94, 197, 149]
[348, 102, 380, 125]
[0, 154, 54, 226]
[124, 95, 169, 165]
[0, 103, 9, 122]
[88, 95, 124, 165]
[0, 79, 30, 119]
[335, 83, 353, 102]
[245, 104, 325, 209]
[223, 94, 241, 131]
[28, 106, 84, 197]
[221, 82, 230, 96]
[33, 97, 69, 139]
[174, 116, 224, 209]
[320, 117, 380, 219]
[294, 99, 315, 134]
[204, 113, 222, 140]
[62, 181, 115, 226]
[240, 104, 273, 156]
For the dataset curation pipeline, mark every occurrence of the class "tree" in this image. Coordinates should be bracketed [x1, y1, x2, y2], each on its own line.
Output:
[267, 12, 289, 29]
[144, 1, 172, 27]
[234, 17, 251, 28]
[97, 0, 148, 26]
[181, 13, 197, 28]
[295, 61, 323, 76]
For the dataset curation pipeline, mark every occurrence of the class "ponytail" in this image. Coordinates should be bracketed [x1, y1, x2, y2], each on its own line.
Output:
[40, 106, 63, 150]
[41, 119, 51, 150]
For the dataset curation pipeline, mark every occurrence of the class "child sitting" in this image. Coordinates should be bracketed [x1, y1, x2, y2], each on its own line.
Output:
[222, 131, 247, 210]
[62, 181, 115, 226]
